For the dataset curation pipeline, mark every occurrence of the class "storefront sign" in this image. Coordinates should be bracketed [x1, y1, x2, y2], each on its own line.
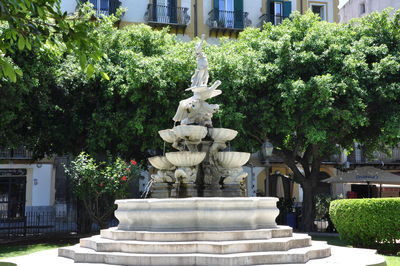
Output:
[356, 175, 378, 180]
[0, 169, 27, 176]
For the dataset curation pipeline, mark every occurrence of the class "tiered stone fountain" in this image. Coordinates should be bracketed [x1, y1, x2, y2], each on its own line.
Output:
[147, 36, 250, 199]
[58, 36, 334, 265]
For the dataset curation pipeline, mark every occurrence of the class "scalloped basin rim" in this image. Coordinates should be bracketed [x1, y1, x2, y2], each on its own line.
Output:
[216, 151, 251, 168]
[115, 197, 280, 231]
[148, 155, 175, 170]
[173, 125, 208, 140]
[165, 151, 206, 167]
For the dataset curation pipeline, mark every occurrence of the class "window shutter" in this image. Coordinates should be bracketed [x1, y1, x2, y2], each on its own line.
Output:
[109, 0, 121, 15]
[214, 0, 219, 9]
[152, 0, 157, 21]
[283, 1, 292, 18]
[268, 0, 274, 23]
[234, 0, 244, 28]
[169, 0, 177, 23]
[213, 0, 219, 22]
[89, 0, 97, 8]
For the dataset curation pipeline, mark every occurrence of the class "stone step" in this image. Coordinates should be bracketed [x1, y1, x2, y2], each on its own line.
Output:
[80, 233, 311, 254]
[100, 226, 293, 242]
[58, 241, 331, 266]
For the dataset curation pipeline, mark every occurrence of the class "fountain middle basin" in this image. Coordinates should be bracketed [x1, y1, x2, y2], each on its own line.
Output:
[115, 197, 279, 231]
[165, 151, 206, 167]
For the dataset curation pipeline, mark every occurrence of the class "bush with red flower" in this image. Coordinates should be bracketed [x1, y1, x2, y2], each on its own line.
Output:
[65, 152, 141, 229]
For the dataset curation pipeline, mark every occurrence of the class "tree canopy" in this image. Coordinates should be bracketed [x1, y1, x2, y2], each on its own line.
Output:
[1, 9, 400, 230]
[0, 0, 112, 81]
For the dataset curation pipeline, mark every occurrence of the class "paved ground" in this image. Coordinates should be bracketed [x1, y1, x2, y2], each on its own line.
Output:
[0, 245, 386, 266]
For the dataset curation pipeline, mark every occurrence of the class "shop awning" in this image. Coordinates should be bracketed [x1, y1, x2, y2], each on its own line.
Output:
[322, 166, 400, 185]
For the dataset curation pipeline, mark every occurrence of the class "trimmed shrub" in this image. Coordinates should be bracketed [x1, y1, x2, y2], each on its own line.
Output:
[330, 198, 400, 254]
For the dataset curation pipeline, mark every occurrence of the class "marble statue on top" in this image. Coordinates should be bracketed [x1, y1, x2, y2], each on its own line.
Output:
[191, 35, 209, 87]
[173, 35, 222, 127]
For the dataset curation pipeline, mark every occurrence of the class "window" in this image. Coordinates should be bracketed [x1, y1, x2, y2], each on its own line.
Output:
[268, 1, 291, 26]
[0, 170, 26, 220]
[89, 0, 109, 16]
[219, 0, 235, 28]
[274, 2, 283, 25]
[311, 4, 326, 21]
[360, 3, 366, 15]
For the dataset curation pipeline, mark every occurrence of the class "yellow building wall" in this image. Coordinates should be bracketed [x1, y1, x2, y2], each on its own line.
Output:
[119, 0, 340, 39]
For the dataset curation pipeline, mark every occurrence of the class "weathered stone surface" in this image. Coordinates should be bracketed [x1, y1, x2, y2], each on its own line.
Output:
[114, 197, 279, 231]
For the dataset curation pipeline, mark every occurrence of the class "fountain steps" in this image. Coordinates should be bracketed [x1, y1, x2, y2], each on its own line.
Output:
[100, 226, 293, 241]
[58, 226, 331, 265]
[58, 241, 331, 266]
[79, 234, 312, 254]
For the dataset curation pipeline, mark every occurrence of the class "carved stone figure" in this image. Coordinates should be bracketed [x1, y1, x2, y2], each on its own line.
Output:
[151, 170, 175, 183]
[191, 35, 209, 87]
[173, 98, 219, 126]
[174, 167, 197, 183]
[221, 167, 248, 184]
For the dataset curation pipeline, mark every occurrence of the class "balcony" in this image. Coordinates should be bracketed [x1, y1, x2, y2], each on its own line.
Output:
[207, 9, 251, 32]
[144, 4, 190, 28]
[258, 14, 288, 27]
[0, 147, 32, 160]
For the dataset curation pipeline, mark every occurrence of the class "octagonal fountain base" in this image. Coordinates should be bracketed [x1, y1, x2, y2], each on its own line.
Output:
[58, 197, 337, 265]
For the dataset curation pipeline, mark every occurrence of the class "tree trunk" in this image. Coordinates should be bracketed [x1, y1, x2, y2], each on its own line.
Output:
[300, 179, 316, 232]
[77, 199, 92, 234]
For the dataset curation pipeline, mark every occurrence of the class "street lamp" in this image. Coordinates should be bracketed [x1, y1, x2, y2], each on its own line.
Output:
[261, 140, 274, 196]
[261, 140, 274, 163]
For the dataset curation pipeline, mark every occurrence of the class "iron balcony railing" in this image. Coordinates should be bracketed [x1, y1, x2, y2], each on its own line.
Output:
[207, 9, 252, 30]
[144, 4, 190, 26]
[0, 147, 32, 159]
[258, 13, 289, 27]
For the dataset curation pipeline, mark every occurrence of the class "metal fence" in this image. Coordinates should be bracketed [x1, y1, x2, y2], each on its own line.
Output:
[0, 211, 77, 237]
[0, 211, 119, 237]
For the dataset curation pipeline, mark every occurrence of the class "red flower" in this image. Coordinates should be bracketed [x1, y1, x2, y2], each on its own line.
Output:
[130, 160, 137, 166]
[121, 176, 127, 181]
[99, 183, 104, 187]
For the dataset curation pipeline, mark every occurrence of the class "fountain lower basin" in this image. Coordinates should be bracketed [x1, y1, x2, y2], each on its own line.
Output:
[148, 156, 175, 170]
[115, 197, 279, 231]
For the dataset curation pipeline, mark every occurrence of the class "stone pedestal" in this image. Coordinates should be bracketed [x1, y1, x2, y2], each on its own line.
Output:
[221, 183, 246, 197]
[150, 183, 172, 198]
[202, 184, 223, 197]
[170, 182, 198, 198]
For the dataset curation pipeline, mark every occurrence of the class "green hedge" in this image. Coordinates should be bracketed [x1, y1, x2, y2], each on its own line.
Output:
[330, 198, 400, 252]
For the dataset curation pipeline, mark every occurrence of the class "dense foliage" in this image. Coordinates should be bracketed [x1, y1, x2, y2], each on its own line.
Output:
[65, 152, 141, 229]
[0, 0, 112, 81]
[1, 10, 400, 230]
[330, 198, 400, 254]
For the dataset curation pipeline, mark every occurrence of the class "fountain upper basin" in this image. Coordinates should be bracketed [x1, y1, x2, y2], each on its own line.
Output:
[173, 125, 207, 141]
[208, 128, 238, 142]
[158, 129, 176, 143]
[216, 151, 251, 168]
[115, 197, 279, 231]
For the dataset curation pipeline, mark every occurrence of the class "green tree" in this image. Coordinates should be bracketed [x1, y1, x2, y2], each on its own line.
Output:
[65, 152, 141, 230]
[0, 0, 112, 81]
[212, 11, 400, 231]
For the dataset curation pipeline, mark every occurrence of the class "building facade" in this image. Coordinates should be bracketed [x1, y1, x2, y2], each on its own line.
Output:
[339, 0, 400, 23]
[62, 0, 339, 43]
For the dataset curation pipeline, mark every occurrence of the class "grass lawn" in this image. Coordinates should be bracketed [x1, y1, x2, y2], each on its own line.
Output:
[0, 234, 398, 266]
[311, 234, 400, 266]
[0, 237, 79, 260]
